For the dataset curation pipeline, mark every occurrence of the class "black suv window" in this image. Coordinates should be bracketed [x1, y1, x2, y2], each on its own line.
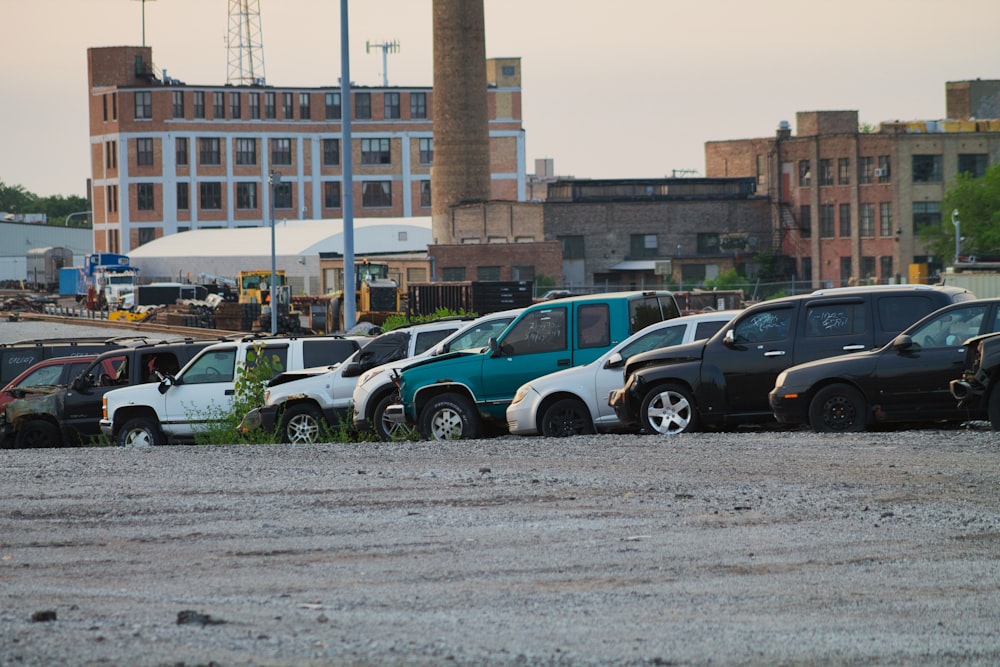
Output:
[734, 308, 793, 344]
[877, 295, 939, 334]
[804, 303, 866, 338]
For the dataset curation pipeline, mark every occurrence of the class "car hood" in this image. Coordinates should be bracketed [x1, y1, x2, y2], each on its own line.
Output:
[266, 364, 339, 388]
[778, 349, 881, 384]
[623, 340, 706, 376]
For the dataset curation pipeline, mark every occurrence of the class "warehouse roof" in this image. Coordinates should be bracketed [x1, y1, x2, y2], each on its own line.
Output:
[127, 217, 432, 259]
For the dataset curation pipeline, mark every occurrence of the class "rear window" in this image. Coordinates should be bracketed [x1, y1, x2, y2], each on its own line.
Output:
[629, 295, 681, 334]
[302, 338, 360, 367]
[414, 328, 456, 356]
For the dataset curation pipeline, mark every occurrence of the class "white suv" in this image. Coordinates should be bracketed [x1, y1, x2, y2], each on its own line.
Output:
[100, 334, 364, 446]
[352, 309, 522, 440]
[240, 318, 474, 444]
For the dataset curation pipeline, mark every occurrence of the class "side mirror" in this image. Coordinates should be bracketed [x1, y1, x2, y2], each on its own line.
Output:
[892, 334, 914, 352]
[723, 329, 736, 346]
[157, 375, 175, 395]
[603, 352, 624, 369]
[488, 337, 502, 357]
[431, 342, 448, 356]
[75, 374, 94, 391]
[341, 362, 362, 378]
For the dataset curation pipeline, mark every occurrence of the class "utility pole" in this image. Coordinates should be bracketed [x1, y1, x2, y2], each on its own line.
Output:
[132, 0, 156, 47]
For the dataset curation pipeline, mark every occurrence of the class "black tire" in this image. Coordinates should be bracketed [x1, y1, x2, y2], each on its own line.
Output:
[808, 384, 868, 433]
[117, 417, 164, 447]
[639, 383, 698, 435]
[14, 420, 62, 448]
[372, 392, 416, 441]
[540, 398, 594, 437]
[279, 403, 325, 444]
[987, 387, 1000, 431]
[419, 392, 482, 441]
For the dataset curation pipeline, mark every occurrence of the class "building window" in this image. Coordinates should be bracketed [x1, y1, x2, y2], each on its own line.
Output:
[177, 182, 189, 210]
[913, 201, 940, 234]
[838, 158, 850, 185]
[418, 138, 433, 165]
[355, 92, 371, 119]
[265, 92, 276, 119]
[106, 184, 117, 213]
[282, 92, 294, 118]
[696, 233, 720, 254]
[859, 156, 874, 184]
[880, 202, 893, 237]
[136, 138, 154, 166]
[801, 257, 812, 282]
[839, 204, 851, 237]
[799, 204, 811, 238]
[193, 91, 205, 118]
[323, 138, 340, 166]
[860, 204, 875, 237]
[878, 155, 891, 182]
[235, 138, 256, 165]
[512, 265, 535, 281]
[861, 256, 876, 282]
[384, 92, 400, 119]
[323, 181, 341, 208]
[361, 138, 391, 165]
[419, 181, 431, 207]
[410, 92, 427, 119]
[112, 92, 118, 120]
[213, 91, 225, 118]
[199, 182, 222, 210]
[199, 138, 221, 165]
[137, 183, 154, 211]
[325, 92, 341, 120]
[271, 138, 292, 165]
[820, 204, 835, 238]
[176, 137, 188, 166]
[172, 91, 184, 118]
[958, 153, 988, 178]
[236, 182, 257, 209]
[273, 182, 292, 209]
[103, 95, 108, 122]
[559, 235, 585, 259]
[137, 228, 155, 246]
[819, 159, 834, 186]
[755, 154, 767, 189]
[134, 91, 152, 119]
[230, 92, 241, 119]
[912, 155, 942, 183]
[249, 93, 260, 119]
[299, 92, 311, 120]
[840, 257, 853, 287]
[880, 256, 893, 282]
[630, 233, 658, 258]
[407, 267, 428, 283]
[361, 181, 392, 208]
[105, 140, 117, 169]
[442, 267, 466, 281]
[799, 160, 811, 186]
[477, 266, 502, 281]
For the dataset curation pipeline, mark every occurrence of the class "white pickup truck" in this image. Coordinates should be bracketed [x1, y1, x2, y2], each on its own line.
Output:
[99, 334, 364, 446]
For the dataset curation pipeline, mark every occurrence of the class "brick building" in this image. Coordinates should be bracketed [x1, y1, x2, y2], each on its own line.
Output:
[705, 80, 1000, 288]
[86, 46, 526, 254]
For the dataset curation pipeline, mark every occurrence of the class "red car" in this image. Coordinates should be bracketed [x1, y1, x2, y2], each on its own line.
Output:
[0, 355, 117, 412]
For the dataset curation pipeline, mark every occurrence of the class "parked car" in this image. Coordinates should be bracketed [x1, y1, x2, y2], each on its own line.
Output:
[99, 334, 367, 446]
[507, 310, 738, 437]
[950, 331, 1000, 429]
[0, 335, 150, 385]
[1, 339, 215, 448]
[386, 291, 682, 440]
[769, 298, 1000, 431]
[352, 309, 523, 440]
[0, 354, 107, 412]
[609, 285, 974, 435]
[240, 318, 475, 444]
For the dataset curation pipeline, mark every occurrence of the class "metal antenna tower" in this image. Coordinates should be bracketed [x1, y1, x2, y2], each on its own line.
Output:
[227, 0, 267, 85]
[132, 0, 156, 47]
[366, 39, 400, 87]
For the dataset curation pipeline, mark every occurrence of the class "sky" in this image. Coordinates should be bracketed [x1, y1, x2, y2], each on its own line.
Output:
[2, 0, 999, 198]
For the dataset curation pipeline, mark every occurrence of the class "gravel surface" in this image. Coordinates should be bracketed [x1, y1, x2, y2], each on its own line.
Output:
[2, 429, 999, 666]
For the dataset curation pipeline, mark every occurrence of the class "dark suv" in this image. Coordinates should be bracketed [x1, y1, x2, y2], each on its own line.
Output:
[950, 330, 1000, 429]
[609, 285, 974, 434]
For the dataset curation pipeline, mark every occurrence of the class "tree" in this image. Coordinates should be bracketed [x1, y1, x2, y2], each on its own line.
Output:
[919, 164, 1000, 260]
[0, 181, 37, 215]
[0, 181, 89, 225]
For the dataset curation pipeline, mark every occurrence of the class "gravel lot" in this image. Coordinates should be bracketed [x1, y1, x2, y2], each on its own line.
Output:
[2, 429, 998, 666]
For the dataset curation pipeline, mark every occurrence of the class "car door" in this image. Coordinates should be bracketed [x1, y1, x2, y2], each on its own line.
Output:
[162, 346, 239, 438]
[719, 304, 798, 414]
[482, 305, 570, 407]
[872, 302, 997, 421]
[61, 353, 129, 441]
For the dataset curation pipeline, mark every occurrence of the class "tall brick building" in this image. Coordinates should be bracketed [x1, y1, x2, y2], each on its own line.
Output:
[86, 45, 525, 254]
[705, 80, 1000, 288]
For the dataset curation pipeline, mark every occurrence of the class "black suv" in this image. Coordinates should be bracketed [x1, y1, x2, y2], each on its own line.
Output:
[950, 330, 1000, 429]
[609, 285, 974, 434]
[770, 298, 1000, 431]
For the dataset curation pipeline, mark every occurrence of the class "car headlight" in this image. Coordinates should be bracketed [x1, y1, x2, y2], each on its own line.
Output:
[774, 371, 788, 388]
[510, 384, 532, 406]
[358, 367, 386, 386]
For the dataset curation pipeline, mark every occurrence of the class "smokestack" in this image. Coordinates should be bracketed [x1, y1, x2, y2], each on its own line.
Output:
[431, 0, 491, 245]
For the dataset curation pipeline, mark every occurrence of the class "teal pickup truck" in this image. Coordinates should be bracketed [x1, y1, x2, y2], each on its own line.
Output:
[385, 291, 680, 440]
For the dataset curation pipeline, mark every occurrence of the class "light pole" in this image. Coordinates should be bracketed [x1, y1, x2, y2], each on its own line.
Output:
[268, 171, 282, 335]
[952, 208, 961, 265]
[64, 210, 91, 227]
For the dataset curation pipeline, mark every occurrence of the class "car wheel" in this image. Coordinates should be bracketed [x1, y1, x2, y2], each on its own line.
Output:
[14, 420, 62, 448]
[117, 417, 163, 447]
[640, 384, 698, 435]
[419, 393, 481, 441]
[540, 398, 594, 437]
[987, 388, 1000, 431]
[808, 384, 868, 433]
[373, 392, 416, 441]
[280, 404, 325, 444]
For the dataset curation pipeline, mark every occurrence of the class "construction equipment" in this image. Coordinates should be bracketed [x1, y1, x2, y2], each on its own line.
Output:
[329, 259, 404, 331]
[236, 269, 305, 334]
